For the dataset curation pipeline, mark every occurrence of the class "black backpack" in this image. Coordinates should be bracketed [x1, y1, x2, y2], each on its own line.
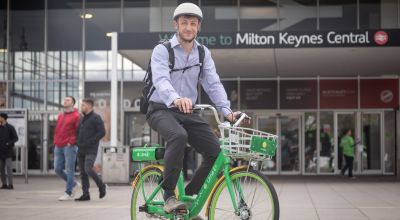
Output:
[140, 40, 205, 114]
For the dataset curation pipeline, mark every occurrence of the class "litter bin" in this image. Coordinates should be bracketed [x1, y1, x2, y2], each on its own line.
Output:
[102, 146, 130, 184]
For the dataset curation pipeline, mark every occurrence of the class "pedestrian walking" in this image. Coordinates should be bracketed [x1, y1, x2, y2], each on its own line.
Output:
[340, 128, 356, 179]
[53, 96, 81, 200]
[75, 98, 107, 201]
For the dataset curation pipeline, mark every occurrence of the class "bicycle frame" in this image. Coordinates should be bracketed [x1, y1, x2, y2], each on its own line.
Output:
[137, 150, 243, 219]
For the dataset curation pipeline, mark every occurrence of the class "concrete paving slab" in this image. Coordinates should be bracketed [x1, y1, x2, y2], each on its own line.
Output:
[0, 175, 399, 220]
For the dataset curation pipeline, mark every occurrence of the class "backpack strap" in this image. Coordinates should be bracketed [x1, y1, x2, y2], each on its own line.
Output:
[197, 44, 205, 80]
[161, 41, 175, 71]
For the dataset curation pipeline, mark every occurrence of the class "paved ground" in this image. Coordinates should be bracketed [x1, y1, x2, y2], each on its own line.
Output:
[0, 176, 399, 220]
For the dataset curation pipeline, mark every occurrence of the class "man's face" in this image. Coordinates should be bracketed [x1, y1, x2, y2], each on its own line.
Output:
[81, 101, 92, 114]
[174, 16, 201, 43]
[0, 117, 4, 124]
[63, 97, 74, 109]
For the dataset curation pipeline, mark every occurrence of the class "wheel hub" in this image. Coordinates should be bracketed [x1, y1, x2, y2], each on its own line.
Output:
[239, 205, 252, 220]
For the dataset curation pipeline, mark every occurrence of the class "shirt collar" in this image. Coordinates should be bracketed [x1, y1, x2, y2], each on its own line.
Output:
[170, 34, 200, 49]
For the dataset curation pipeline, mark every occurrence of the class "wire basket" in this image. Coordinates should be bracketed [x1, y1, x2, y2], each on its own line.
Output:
[219, 125, 278, 161]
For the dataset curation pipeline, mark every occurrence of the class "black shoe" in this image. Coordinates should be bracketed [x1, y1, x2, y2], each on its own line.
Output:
[75, 194, 90, 201]
[7, 185, 13, 190]
[0, 185, 7, 189]
[99, 184, 107, 199]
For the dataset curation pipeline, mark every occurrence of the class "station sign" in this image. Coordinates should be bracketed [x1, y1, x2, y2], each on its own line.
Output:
[119, 29, 400, 49]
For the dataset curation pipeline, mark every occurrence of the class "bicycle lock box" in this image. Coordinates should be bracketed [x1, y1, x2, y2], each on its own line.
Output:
[131, 146, 165, 161]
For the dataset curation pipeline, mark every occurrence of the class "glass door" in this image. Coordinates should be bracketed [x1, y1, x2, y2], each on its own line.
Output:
[361, 113, 382, 173]
[27, 113, 44, 173]
[257, 116, 278, 173]
[335, 112, 357, 174]
[124, 112, 150, 147]
[279, 115, 301, 174]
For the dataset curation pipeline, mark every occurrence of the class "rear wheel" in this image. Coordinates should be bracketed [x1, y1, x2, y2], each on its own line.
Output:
[208, 169, 279, 220]
[131, 167, 164, 220]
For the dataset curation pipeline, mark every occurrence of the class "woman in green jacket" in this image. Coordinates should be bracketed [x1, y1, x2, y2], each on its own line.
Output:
[340, 129, 355, 178]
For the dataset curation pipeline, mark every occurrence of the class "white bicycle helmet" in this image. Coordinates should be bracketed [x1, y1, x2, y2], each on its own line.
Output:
[173, 3, 203, 21]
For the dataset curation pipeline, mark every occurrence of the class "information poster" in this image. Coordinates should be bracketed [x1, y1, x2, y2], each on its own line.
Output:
[360, 79, 399, 109]
[280, 80, 317, 109]
[320, 80, 358, 109]
[240, 80, 277, 109]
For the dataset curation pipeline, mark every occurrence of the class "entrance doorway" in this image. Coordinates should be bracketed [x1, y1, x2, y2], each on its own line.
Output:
[257, 114, 301, 174]
[334, 112, 383, 175]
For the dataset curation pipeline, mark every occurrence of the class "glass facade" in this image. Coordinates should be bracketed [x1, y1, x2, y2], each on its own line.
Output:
[0, 0, 398, 175]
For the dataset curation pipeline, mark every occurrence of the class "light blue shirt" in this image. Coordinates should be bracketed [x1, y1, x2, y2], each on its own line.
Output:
[150, 34, 231, 116]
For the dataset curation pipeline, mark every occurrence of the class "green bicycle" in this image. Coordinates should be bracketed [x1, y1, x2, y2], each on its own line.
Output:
[130, 104, 279, 220]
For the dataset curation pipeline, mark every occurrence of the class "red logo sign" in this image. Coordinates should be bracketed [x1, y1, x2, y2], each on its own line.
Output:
[374, 31, 388, 45]
[380, 90, 394, 103]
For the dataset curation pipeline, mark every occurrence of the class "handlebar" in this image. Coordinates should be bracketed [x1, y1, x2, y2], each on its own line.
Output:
[193, 104, 250, 127]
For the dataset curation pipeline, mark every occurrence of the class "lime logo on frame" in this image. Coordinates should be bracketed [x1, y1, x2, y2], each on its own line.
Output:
[262, 141, 268, 148]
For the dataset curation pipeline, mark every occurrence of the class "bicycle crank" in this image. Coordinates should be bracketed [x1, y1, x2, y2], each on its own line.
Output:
[172, 209, 188, 220]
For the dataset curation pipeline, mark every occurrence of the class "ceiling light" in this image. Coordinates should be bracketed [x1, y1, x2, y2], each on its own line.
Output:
[81, 13, 93, 19]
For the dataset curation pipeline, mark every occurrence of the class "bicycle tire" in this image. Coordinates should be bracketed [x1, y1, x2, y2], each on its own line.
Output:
[131, 167, 164, 220]
[208, 169, 279, 220]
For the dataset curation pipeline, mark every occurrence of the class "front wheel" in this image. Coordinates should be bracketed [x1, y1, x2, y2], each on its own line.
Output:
[208, 169, 279, 220]
[131, 167, 164, 220]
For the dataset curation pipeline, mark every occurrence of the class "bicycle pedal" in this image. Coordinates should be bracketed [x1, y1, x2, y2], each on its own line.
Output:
[172, 209, 188, 215]
[138, 204, 147, 212]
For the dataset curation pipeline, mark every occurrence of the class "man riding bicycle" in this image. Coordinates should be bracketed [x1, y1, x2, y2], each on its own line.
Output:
[146, 2, 241, 217]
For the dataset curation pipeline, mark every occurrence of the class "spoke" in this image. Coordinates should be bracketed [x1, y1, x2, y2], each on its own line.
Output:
[214, 207, 235, 212]
[250, 181, 260, 209]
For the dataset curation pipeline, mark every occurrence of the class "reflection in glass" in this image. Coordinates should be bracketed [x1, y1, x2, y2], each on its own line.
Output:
[240, 0, 277, 31]
[319, 0, 357, 30]
[337, 113, 356, 171]
[28, 114, 43, 170]
[258, 117, 277, 172]
[202, 0, 238, 32]
[379, 0, 398, 28]
[48, 0, 82, 50]
[384, 111, 395, 173]
[11, 1, 45, 51]
[86, 51, 127, 80]
[319, 112, 334, 173]
[280, 116, 299, 172]
[362, 113, 381, 171]
[278, 0, 317, 31]
[304, 112, 317, 173]
[11, 81, 45, 110]
[47, 114, 58, 170]
[124, 0, 150, 32]
[359, 0, 380, 29]
[124, 112, 150, 147]
[85, 1, 121, 50]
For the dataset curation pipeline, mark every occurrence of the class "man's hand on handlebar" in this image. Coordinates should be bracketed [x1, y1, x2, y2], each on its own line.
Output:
[226, 111, 250, 125]
[173, 97, 193, 113]
[226, 112, 241, 123]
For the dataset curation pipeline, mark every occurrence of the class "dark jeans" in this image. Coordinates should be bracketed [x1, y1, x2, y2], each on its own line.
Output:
[78, 153, 104, 195]
[341, 155, 354, 177]
[148, 105, 220, 200]
[0, 157, 13, 186]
